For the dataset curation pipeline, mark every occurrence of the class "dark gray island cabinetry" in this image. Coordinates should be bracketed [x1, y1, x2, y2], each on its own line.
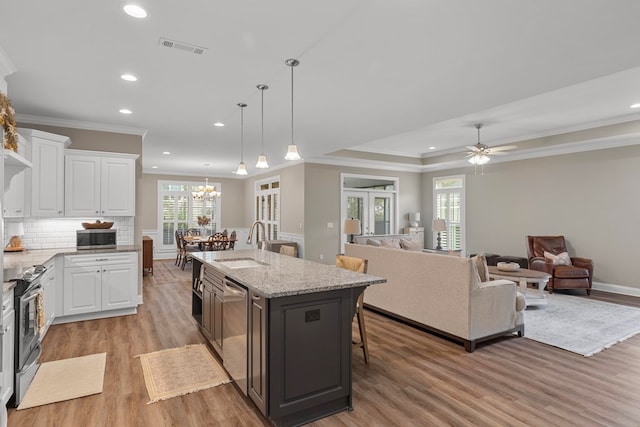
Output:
[191, 250, 385, 427]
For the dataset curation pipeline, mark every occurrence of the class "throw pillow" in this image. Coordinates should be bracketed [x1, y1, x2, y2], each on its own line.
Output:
[366, 238, 381, 247]
[380, 238, 401, 249]
[544, 251, 572, 266]
[400, 238, 422, 251]
[472, 253, 489, 282]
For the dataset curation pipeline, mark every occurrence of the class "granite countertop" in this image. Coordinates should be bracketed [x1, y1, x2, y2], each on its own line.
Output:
[3, 246, 140, 280]
[192, 249, 386, 298]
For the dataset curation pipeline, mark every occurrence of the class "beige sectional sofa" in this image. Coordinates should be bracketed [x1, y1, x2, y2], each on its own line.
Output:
[345, 243, 524, 352]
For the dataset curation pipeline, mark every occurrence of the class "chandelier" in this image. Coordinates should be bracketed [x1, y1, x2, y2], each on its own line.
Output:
[192, 178, 220, 200]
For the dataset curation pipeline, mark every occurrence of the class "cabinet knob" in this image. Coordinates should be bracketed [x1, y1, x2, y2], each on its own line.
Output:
[97, 270, 100, 273]
[96, 211, 99, 214]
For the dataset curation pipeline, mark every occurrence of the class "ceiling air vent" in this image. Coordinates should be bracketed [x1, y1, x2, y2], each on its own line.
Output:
[158, 37, 207, 55]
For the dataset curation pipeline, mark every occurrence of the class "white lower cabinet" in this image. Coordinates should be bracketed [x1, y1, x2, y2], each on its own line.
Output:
[1, 290, 15, 405]
[63, 252, 138, 316]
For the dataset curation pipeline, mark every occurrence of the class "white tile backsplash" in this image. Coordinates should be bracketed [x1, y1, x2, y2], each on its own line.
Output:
[4, 217, 135, 250]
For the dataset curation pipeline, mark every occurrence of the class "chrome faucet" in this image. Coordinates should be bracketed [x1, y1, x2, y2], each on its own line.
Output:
[247, 220, 267, 249]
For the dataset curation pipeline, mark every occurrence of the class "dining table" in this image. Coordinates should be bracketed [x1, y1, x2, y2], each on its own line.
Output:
[183, 234, 236, 250]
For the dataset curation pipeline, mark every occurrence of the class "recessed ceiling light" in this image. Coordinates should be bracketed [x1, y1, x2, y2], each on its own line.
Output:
[121, 74, 137, 82]
[119, 109, 132, 114]
[151, 166, 158, 169]
[428, 146, 436, 150]
[123, 4, 148, 18]
[163, 151, 171, 155]
[213, 122, 224, 127]
[631, 103, 640, 109]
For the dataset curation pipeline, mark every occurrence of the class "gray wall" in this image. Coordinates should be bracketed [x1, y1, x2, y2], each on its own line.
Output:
[304, 163, 422, 264]
[423, 144, 640, 289]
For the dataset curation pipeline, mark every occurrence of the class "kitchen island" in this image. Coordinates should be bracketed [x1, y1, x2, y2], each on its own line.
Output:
[191, 249, 386, 427]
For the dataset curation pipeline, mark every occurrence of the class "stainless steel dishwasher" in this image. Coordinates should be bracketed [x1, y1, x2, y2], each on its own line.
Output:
[222, 277, 248, 395]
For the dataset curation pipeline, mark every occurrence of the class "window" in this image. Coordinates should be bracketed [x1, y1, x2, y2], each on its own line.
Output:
[157, 180, 221, 251]
[253, 177, 280, 243]
[433, 176, 464, 251]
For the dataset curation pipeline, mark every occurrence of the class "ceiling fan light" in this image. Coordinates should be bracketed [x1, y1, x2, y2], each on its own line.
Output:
[468, 154, 490, 165]
[284, 144, 301, 160]
[256, 154, 269, 168]
[235, 162, 248, 175]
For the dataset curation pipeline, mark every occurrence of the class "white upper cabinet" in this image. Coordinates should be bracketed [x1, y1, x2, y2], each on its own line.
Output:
[65, 150, 137, 217]
[20, 129, 70, 217]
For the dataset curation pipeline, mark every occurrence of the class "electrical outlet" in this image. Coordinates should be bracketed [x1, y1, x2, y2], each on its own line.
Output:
[319, 254, 324, 260]
[327, 222, 334, 228]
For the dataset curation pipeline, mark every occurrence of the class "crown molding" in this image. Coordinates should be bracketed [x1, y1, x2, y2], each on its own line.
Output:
[15, 113, 147, 136]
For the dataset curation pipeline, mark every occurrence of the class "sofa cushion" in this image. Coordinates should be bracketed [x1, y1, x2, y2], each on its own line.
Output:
[380, 239, 401, 249]
[472, 253, 489, 282]
[544, 251, 572, 266]
[400, 238, 422, 251]
[366, 238, 381, 247]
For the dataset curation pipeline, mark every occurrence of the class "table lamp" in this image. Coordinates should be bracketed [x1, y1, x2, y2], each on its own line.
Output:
[5, 221, 25, 252]
[344, 218, 361, 244]
[409, 212, 421, 228]
[432, 218, 446, 250]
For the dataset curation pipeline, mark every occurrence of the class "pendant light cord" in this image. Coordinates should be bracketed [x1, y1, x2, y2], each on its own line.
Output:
[261, 87, 265, 154]
[240, 105, 244, 162]
[290, 64, 294, 145]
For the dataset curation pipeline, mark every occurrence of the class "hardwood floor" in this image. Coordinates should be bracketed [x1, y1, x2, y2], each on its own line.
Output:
[8, 260, 640, 426]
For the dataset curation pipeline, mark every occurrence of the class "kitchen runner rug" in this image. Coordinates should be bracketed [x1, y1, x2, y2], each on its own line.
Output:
[524, 293, 640, 357]
[136, 344, 230, 403]
[18, 352, 106, 410]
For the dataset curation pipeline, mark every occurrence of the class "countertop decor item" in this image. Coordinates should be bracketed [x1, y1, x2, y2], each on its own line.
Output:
[497, 261, 521, 272]
[5, 221, 25, 252]
[81, 221, 114, 229]
[0, 92, 18, 152]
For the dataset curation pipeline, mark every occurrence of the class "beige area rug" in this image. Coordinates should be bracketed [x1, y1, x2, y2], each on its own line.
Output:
[525, 293, 640, 356]
[137, 344, 230, 403]
[18, 353, 106, 410]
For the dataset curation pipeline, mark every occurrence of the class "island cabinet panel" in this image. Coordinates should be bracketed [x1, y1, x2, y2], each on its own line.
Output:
[248, 291, 268, 415]
[268, 288, 356, 427]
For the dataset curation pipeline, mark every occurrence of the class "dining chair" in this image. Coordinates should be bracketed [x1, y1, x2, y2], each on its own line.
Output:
[180, 232, 200, 270]
[205, 232, 228, 251]
[174, 230, 183, 266]
[228, 231, 237, 250]
[335, 254, 370, 364]
[279, 245, 297, 257]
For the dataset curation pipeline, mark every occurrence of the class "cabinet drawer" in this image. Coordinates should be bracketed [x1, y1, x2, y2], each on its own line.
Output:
[65, 252, 137, 267]
[202, 265, 224, 289]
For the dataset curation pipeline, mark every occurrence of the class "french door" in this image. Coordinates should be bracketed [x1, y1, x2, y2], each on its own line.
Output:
[344, 191, 394, 238]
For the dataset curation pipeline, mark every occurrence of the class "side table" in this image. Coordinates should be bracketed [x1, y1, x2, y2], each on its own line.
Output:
[487, 266, 551, 306]
[143, 236, 153, 275]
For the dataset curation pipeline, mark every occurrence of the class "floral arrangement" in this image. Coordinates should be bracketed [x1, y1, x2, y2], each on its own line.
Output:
[0, 92, 18, 152]
[197, 215, 210, 226]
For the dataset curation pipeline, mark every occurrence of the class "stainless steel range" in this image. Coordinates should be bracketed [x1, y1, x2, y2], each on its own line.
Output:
[8, 264, 46, 407]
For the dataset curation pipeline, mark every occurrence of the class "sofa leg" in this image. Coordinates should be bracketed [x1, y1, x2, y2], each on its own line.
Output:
[517, 324, 524, 337]
[586, 289, 591, 296]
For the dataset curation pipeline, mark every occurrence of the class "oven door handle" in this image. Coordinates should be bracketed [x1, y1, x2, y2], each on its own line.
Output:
[22, 291, 40, 305]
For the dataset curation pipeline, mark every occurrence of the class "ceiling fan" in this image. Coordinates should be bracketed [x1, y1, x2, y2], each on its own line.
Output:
[465, 123, 516, 173]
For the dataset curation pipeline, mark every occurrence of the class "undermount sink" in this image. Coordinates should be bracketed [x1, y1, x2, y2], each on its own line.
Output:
[216, 258, 269, 269]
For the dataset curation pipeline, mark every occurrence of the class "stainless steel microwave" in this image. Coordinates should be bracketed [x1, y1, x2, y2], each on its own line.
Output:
[76, 229, 117, 249]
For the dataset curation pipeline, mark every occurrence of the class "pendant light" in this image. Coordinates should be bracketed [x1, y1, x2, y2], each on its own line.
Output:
[234, 103, 248, 175]
[255, 84, 269, 168]
[284, 58, 302, 160]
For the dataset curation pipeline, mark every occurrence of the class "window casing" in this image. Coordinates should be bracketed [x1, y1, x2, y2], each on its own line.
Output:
[253, 176, 280, 243]
[157, 180, 221, 251]
[433, 175, 465, 252]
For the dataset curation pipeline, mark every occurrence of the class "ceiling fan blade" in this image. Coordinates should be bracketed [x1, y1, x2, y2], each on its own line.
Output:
[489, 145, 517, 152]
[490, 151, 509, 155]
[465, 146, 480, 152]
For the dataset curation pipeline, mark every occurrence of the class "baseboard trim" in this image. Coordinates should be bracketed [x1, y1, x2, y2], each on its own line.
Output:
[593, 281, 640, 297]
